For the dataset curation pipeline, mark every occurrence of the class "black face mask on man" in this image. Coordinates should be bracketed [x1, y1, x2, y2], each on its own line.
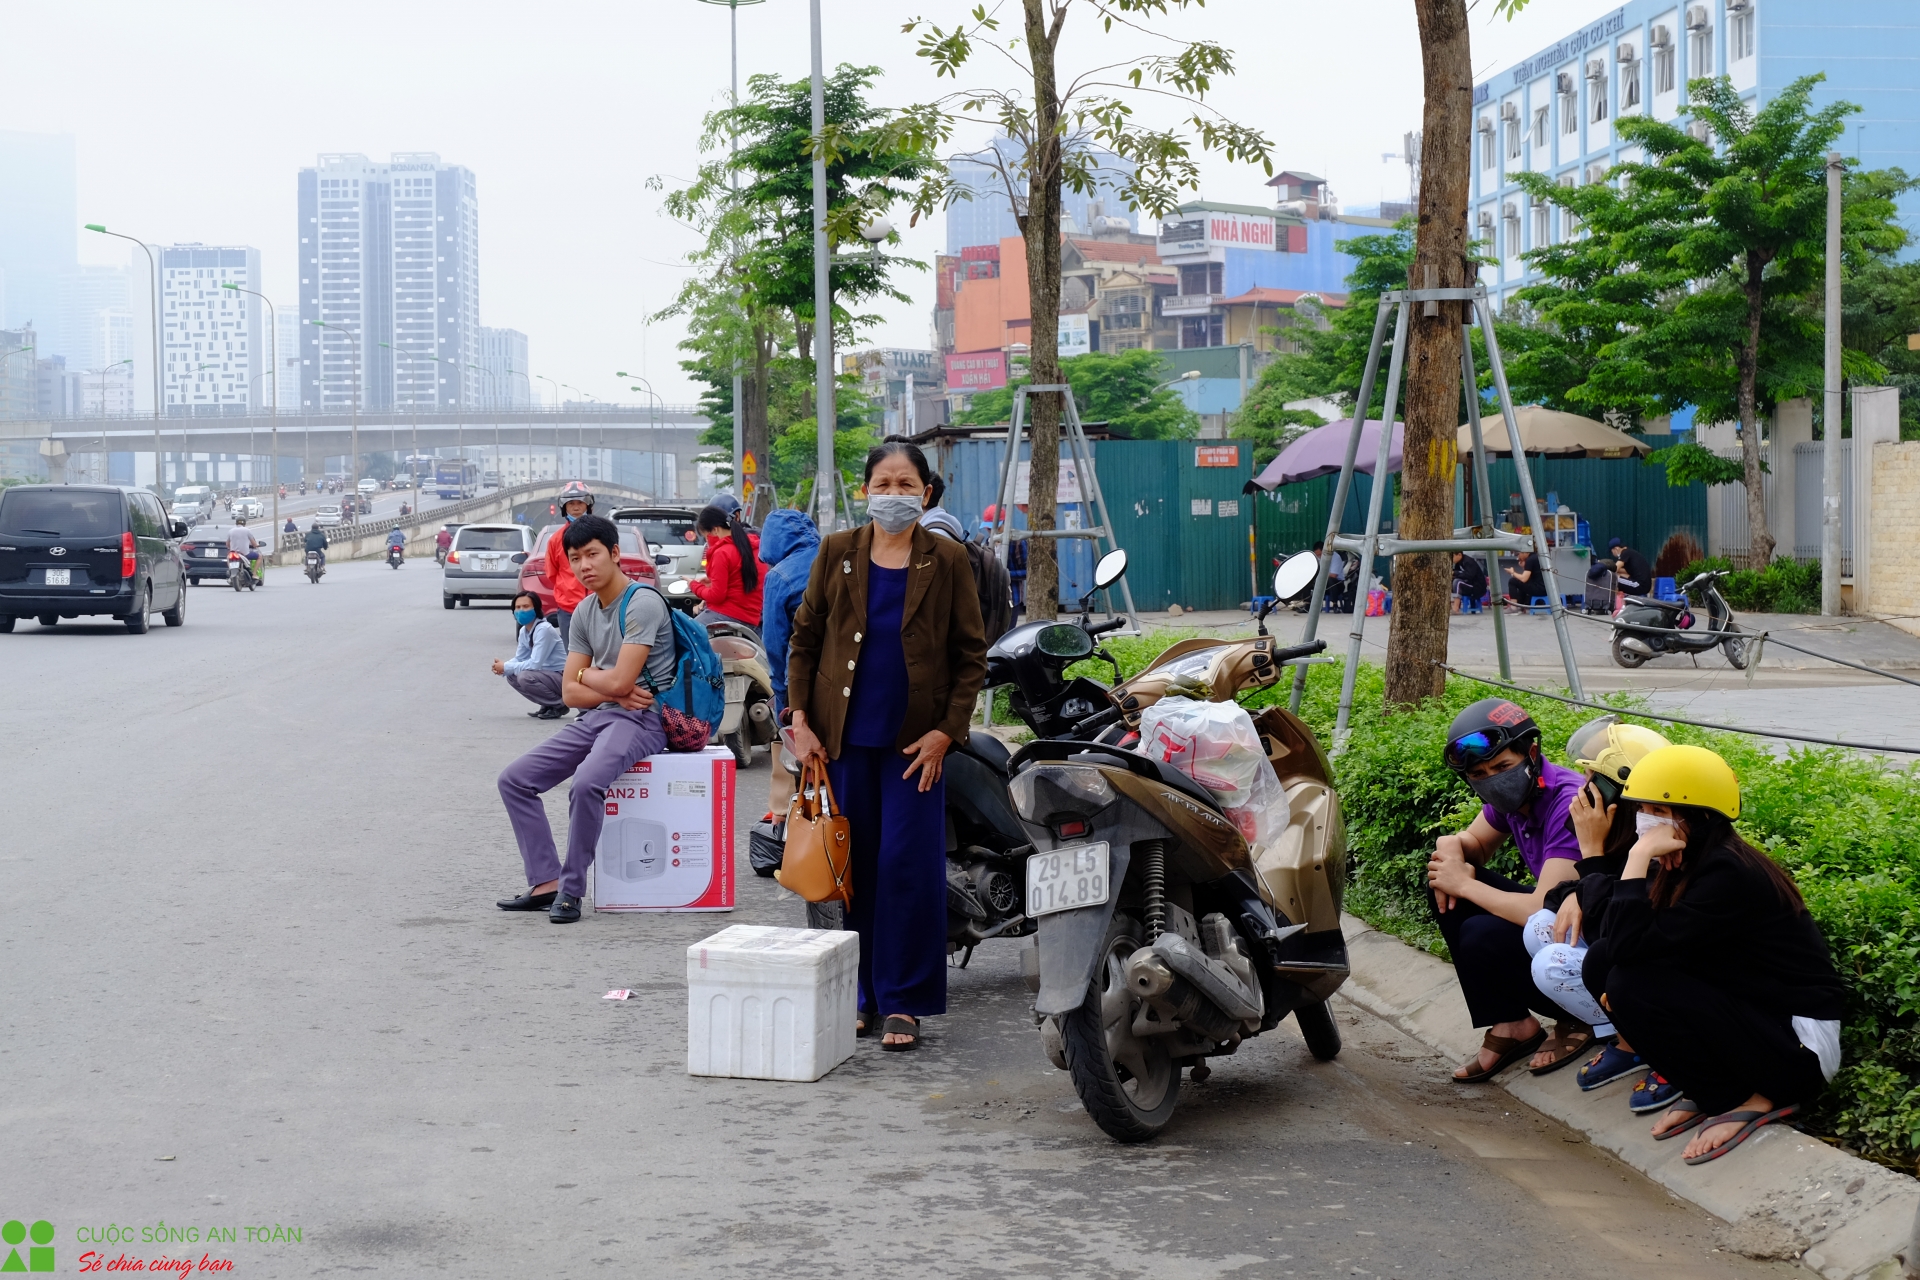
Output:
[1468, 756, 1539, 814]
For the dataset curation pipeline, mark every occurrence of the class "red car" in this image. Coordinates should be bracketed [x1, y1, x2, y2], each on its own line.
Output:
[519, 522, 657, 617]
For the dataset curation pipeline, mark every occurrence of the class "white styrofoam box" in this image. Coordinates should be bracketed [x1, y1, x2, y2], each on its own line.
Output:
[595, 745, 735, 911]
[687, 925, 859, 1082]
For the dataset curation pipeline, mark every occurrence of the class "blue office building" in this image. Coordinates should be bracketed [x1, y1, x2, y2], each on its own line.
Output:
[946, 139, 1140, 253]
[1472, 0, 1920, 301]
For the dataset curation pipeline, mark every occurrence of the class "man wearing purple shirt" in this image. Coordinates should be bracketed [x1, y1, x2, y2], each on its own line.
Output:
[1426, 699, 1587, 1081]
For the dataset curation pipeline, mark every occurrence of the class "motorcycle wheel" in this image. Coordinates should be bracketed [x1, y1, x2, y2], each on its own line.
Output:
[804, 900, 845, 931]
[1722, 625, 1749, 670]
[1610, 632, 1649, 669]
[725, 729, 751, 768]
[1294, 999, 1342, 1062]
[1061, 914, 1180, 1143]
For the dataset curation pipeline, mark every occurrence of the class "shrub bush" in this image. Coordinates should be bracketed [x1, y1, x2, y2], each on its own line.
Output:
[1678, 555, 1823, 613]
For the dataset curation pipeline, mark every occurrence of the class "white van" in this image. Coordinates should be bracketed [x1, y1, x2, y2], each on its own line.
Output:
[169, 486, 214, 526]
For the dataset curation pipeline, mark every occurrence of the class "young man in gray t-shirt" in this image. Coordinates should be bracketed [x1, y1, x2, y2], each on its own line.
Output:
[495, 515, 671, 922]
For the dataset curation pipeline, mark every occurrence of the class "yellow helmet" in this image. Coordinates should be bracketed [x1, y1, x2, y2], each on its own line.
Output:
[1566, 715, 1671, 785]
[1621, 743, 1740, 819]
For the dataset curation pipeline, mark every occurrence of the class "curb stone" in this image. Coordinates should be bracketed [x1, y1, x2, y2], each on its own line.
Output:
[1337, 912, 1920, 1279]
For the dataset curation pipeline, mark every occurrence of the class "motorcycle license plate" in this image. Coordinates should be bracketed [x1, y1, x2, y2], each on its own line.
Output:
[45, 567, 70, 586]
[1025, 842, 1110, 919]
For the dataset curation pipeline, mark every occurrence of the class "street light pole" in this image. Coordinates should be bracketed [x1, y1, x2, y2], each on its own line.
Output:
[621, 373, 664, 498]
[85, 225, 162, 496]
[536, 375, 562, 481]
[380, 341, 422, 518]
[222, 282, 279, 537]
[1822, 151, 1845, 617]
[809, 0, 835, 530]
[309, 319, 361, 516]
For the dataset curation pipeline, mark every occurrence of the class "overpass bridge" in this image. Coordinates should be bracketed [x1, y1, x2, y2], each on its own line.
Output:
[0, 405, 714, 498]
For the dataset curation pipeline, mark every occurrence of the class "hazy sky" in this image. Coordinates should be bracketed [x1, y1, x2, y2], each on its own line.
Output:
[14, 0, 1611, 406]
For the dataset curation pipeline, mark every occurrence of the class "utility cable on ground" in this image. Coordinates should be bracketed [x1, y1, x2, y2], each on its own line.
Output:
[1432, 661, 1920, 757]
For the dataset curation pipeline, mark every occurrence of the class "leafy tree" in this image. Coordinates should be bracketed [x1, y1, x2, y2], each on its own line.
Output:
[1836, 168, 1920, 437]
[1514, 74, 1874, 565]
[890, 0, 1273, 618]
[952, 348, 1199, 438]
[1229, 397, 1322, 467]
[1253, 220, 1415, 415]
[654, 65, 934, 517]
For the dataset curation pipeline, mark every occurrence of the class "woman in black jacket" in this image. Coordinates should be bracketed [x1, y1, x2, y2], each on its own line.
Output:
[1590, 745, 1845, 1165]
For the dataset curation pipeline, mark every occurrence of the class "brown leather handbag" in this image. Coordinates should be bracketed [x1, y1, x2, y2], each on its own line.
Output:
[775, 759, 853, 908]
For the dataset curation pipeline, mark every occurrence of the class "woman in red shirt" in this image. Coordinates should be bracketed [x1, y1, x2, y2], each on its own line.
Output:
[690, 505, 765, 631]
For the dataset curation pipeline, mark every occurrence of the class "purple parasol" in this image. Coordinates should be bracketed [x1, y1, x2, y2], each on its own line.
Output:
[1247, 418, 1404, 491]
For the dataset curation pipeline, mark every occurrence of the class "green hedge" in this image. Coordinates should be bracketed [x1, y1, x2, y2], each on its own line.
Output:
[1679, 555, 1823, 613]
[1046, 632, 1920, 1166]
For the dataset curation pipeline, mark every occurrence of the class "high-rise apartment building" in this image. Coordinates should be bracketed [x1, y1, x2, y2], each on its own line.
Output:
[157, 245, 264, 416]
[296, 152, 480, 414]
[274, 310, 302, 414]
[478, 326, 530, 407]
[0, 132, 77, 337]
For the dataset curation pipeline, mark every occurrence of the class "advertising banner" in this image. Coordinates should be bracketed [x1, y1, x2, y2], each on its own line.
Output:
[946, 349, 1008, 392]
[1058, 313, 1091, 359]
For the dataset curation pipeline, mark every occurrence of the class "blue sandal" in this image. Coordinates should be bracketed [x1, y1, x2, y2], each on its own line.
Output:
[1576, 1042, 1644, 1091]
[1629, 1070, 1681, 1114]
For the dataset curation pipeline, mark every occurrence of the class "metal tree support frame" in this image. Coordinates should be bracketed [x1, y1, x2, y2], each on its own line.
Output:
[1286, 285, 1585, 746]
[986, 384, 1142, 633]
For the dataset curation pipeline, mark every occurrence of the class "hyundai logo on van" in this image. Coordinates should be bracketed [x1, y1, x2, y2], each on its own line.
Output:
[48, 547, 65, 556]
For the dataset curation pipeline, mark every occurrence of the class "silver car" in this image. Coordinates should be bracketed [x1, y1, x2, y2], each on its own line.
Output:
[443, 522, 533, 609]
[611, 506, 703, 594]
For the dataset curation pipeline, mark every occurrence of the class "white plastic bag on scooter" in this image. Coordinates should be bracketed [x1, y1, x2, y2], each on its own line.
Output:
[1137, 696, 1288, 849]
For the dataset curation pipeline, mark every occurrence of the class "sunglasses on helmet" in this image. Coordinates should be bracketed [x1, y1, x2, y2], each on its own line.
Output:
[1444, 728, 1527, 771]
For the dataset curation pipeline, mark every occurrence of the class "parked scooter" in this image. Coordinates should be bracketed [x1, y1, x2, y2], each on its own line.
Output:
[227, 551, 257, 592]
[1010, 560, 1344, 1142]
[305, 550, 325, 584]
[1610, 568, 1748, 669]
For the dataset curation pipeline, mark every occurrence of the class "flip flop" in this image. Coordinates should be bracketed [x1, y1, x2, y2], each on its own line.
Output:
[1683, 1105, 1800, 1165]
[1652, 1097, 1706, 1140]
[1576, 1042, 1644, 1091]
[1454, 1028, 1547, 1083]
[880, 1015, 920, 1052]
[1529, 1022, 1596, 1076]
[855, 1009, 878, 1038]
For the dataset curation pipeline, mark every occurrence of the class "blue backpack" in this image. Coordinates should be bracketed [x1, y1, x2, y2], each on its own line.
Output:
[618, 583, 727, 733]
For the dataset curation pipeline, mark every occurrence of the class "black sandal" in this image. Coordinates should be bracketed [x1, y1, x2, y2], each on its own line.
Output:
[855, 1009, 878, 1038]
[880, 1015, 920, 1052]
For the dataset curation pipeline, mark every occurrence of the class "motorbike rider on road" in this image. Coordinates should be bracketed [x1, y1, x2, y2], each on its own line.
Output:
[227, 517, 264, 585]
[541, 482, 596, 647]
[303, 522, 329, 570]
[386, 527, 407, 559]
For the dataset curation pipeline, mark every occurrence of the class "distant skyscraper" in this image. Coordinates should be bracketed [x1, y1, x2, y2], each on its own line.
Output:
[158, 244, 264, 415]
[274, 310, 302, 414]
[478, 326, 530, 407]
[57, 265, 131, 369]
[945, 138, 1138, 254]
[296, 152, 480, 413]
[0, 131, 78, 336]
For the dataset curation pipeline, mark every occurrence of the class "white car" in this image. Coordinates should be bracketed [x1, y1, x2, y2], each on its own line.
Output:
[314, 505, 344, 527]
[234, 498, 264, 521]
[357, 478, 380, 495]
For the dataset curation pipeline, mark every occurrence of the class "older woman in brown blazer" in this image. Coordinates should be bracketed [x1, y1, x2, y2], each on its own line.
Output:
[786, 441, 988, 1051]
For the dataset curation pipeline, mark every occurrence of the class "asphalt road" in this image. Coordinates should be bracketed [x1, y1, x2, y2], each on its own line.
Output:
[0, 565, 1797, 1279]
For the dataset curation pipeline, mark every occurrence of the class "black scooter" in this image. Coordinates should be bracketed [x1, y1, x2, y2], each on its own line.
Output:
[1611, 568, 1749, 669]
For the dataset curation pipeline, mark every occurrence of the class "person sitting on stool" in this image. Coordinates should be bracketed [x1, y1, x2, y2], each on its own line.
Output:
[1451, 549, 1488, 612]
[493, 590, 569, 720]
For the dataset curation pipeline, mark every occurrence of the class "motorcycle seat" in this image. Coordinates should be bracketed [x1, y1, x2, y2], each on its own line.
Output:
[957, 732, 1012, 775]
[1620, 595, 1685, 613]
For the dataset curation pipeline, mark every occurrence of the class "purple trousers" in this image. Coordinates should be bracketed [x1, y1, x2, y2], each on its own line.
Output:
[497, 706, 666, 897]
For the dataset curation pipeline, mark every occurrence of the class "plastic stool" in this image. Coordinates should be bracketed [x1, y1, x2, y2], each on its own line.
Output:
[1654, 577, 1680, 602]
[1251, 595, 1274, 615]
[1528, 595, 1552, 616]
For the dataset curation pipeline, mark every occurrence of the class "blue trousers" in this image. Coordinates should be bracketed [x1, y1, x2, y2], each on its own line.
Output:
[827, 745, 948, 1017]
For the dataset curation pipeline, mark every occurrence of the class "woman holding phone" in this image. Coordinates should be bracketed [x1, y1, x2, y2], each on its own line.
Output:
[1588, 745, 1846, 1165]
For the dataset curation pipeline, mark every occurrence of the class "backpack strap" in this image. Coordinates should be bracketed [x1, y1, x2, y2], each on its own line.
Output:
[619, 581, 678, 693]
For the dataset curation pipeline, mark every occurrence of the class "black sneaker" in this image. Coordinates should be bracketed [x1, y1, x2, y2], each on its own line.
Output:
[548, 893, 582, 923]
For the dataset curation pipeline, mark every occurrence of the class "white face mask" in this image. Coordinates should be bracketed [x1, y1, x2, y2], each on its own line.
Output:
[1634, 812, 1674, 839]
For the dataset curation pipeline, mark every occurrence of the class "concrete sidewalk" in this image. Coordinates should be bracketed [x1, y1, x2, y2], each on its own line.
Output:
[1338, 913, 1920, 1278]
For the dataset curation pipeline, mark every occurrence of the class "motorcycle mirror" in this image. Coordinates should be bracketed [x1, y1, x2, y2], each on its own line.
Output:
[1093, 548, 1128, 590]
[666, 578, 694, 597]
[1274, 550, 1319, 601]
[1036, 623, 1095, 660]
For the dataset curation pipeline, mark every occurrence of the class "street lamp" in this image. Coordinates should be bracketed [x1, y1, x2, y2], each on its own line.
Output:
[83, 358, 133, 481]
[222, 281, 281, 538]
[620, 372, 665, 498]
[535, 375, 563, 482]
[695, 0, 766, 509]
[308, 319, 361, 514]
[84, 224, 163, 496]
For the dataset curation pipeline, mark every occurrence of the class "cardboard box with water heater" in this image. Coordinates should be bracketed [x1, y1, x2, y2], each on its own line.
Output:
[594, 745, 735, 911]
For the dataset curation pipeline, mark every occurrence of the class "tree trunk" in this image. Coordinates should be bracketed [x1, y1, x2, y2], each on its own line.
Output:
[1738, 253, 1775, 566]
[745, 322, 772, 519]
[1017, 0, 1064, 621]
[1384, 0, 1472, 711]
